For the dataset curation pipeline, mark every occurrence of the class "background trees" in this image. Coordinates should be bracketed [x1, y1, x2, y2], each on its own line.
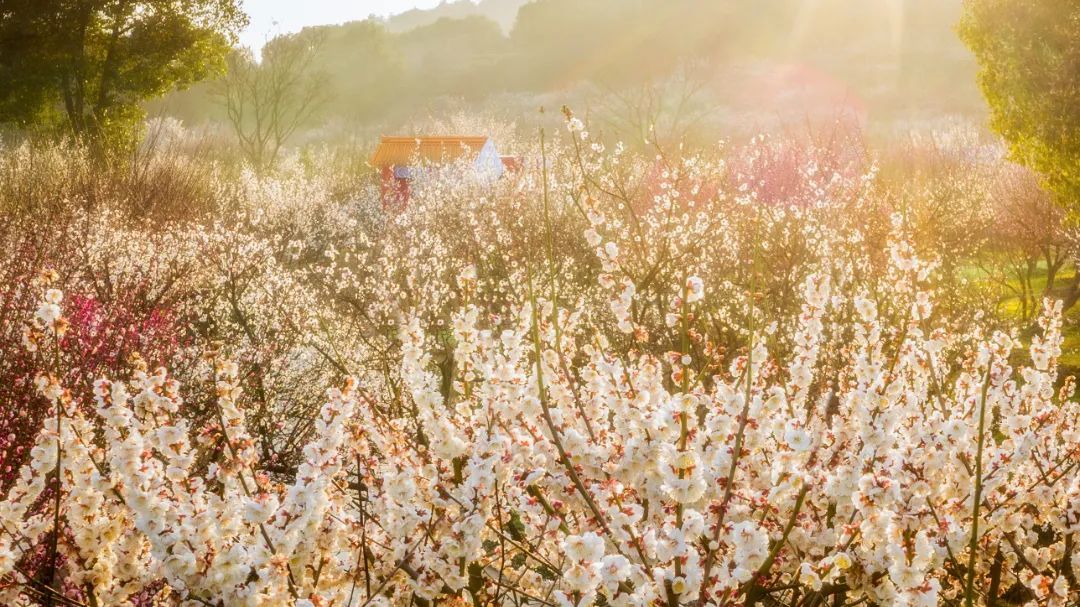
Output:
[960, 0, 1080, 212]
[218, 31, 331, 169]
[960, 0, 1080, 317]
[138, 0, 985, 141]
[0, 0, 995, 146]
[0, 0, 246, 146]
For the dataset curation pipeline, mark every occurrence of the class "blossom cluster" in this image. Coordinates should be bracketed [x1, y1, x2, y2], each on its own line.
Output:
[0, 244, 1076, 606]
[0, 119, 1077, 607]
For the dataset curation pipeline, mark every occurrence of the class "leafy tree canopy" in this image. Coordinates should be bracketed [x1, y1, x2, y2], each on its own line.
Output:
[0, 0, 246, 144]
[960, 0, 1080, 210]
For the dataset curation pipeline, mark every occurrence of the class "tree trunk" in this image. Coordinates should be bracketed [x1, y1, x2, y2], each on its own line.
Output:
[986, 548, 1003, 607]
[62, 2, 95, 139]
[1061, 271, 1080, 312]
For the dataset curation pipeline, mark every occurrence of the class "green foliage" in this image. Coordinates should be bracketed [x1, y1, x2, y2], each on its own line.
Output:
[960, 0, 1080, 210]
[0, 0, 246, 146]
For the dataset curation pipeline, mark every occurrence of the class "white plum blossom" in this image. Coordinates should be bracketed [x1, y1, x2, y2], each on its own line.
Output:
[0, 134, 1076, 607]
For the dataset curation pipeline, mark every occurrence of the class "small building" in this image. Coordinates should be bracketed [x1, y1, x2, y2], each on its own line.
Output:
[500, 155, 525, 174]
[371, 135, 505, 206]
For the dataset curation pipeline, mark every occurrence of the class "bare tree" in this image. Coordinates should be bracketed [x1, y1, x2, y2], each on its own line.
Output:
[589, 61, 715, 155]
[218, 31, 331, 170]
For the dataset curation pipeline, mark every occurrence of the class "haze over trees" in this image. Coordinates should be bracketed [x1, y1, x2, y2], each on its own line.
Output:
[157, 0, 985, 136]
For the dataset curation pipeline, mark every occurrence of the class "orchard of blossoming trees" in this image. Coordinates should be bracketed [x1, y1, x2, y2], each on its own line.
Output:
[0, 111, 1077, 607]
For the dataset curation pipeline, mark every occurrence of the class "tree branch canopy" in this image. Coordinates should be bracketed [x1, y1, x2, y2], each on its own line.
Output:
[960, 0, 1080, 212]
[215, 31, 331, 170]
[0, 0, 247, 145]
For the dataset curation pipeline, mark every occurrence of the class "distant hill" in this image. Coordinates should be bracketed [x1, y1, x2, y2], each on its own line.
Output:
[380, 0, 532, 34]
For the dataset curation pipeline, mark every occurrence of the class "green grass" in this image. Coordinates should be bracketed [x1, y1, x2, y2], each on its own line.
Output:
[960, 260, 1080, 375]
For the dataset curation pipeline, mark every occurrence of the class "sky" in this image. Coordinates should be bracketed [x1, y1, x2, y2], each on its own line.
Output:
[240, 0, 451, 51]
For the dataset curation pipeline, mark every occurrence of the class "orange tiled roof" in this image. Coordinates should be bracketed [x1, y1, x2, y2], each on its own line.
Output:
[371, 135, 490, 167]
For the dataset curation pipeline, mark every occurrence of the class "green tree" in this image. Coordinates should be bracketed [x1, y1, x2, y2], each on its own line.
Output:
[959, 0, 1080, 210]
[0, 0, 246, 145]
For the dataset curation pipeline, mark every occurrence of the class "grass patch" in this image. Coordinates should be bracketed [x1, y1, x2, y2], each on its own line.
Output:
[960, 259, 1080, 375]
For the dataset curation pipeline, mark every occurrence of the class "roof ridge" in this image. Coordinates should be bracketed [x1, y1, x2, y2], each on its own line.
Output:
[371, 135, 494, 167]
[379, 135, 489, 140]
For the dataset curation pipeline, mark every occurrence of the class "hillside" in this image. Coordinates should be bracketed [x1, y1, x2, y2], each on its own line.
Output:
[380, 0, 531, 34]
